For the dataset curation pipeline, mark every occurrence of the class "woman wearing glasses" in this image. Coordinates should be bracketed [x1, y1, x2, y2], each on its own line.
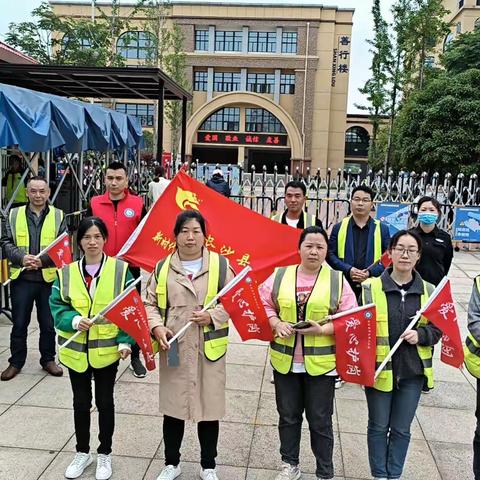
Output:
[361, 230, 442, 480]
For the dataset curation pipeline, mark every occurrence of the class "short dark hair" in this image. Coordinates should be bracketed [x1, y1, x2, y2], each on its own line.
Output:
[298, 225, 329, 249]
[173, 210, 207, 238]
[285, 180, 306, 196]
[389, 229, 422, 254]
[351, 185, 374, 201]
[154, 165, 165, 178]
[77, 216, 109, 251]
[417, 196, 441, 214]
[106, 161, 127, 174]
[26, 176, 48, 186]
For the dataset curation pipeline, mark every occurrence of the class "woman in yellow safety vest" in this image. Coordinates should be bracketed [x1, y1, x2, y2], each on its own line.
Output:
[361, 230, 442, 480]
[49, 217, 135, 480]
[145, 210, 234, 480]
[260, 225, 358, 480]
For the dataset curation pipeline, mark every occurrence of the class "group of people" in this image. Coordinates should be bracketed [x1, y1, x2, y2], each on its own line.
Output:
[1, 164, 479, 480]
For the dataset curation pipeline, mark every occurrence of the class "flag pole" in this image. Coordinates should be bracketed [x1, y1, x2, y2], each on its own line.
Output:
[374, 276, 449, 379]
[167, 266, 252, 346]
[326, 303, 375, 322]
[2, 232, 70, 287]
[58, 276, 142, 350]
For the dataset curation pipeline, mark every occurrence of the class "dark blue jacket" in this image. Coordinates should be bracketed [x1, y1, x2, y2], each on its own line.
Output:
[327, 217, 390, 277]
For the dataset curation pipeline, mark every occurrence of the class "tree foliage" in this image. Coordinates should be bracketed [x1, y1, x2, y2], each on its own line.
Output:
[441, 26, 480, 74]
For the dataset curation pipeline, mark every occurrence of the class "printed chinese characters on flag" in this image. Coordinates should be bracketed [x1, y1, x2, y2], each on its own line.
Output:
[102, 287, 156, 371]
[46, 232, 73, 268]
[220, 271, 273, 342]
[117, 171, 301, 282]
[333, 304, 377, 387]
[421, 277, 464, 368]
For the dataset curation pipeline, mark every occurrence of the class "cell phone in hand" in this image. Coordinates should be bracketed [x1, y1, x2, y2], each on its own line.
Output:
[292, 321, 311, 329]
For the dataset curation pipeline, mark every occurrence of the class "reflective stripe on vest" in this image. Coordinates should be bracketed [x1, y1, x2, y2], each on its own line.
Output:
[271, 211, 315, 227]
[9, 206, 63, 282]
[337, 216, 382, 262]
[464, 277, 480, 378]
[362, 277, 434, 392]
[6, 172, 27, 203]
[56, 257, 128, 372]
[154, 251, 229, 362]
[269, 265, 342, 375]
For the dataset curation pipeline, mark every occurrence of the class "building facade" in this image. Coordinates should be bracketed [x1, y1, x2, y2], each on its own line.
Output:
[50, 1, 354, 173]
[442, 0, 480, 50]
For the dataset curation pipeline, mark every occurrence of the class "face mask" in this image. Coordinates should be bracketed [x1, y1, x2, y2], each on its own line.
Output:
[418, 213, 438, 225]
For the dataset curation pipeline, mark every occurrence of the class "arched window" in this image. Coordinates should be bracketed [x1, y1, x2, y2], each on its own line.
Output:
[200, 108, 240, 131]
[117, 31, 156, 60]
[475, 18, 480, 30]
[245, 108, 286, 133]
[345, 126, 370, 157]
[443, 32, 454, 51]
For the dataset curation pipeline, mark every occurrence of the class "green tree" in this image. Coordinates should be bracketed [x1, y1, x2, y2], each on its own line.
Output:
[395, 69, 480, 174]
[441, 26, 480, 74]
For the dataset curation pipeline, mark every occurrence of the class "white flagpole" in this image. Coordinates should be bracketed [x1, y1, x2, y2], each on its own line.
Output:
[3, 231, 70, 287]
[58, 276, 142, 350]
[325, 303, 375, 322]
[374, 276, 449, 379]
[166, 266, 252, 346]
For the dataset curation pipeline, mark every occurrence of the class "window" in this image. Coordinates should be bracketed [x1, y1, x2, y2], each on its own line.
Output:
[443, 32, 454, 51]
[475, 18, 480, 29]
[282, 31, 298, 54]
[248, 31, 277, 53]
[115, 103, 155, 127]
[193, 71, 208, 91]
[245, 108, 286, 133]
[477, 0, 480, 6]
[195, 29, 209, 51]
[62, 35, 91, 51]
[345, 126, 370, 157]
[424, 56, 435, 68]
[459, 0, 464, 8]
[247, 73, 276, 94]
[200, 108, 240, 131]
[456, 22, 462, 34]
[213, 72, 241, 92]
[280, 74, 296, 94]
[215, 31, 242, 51]
[117, 31, 156, 60]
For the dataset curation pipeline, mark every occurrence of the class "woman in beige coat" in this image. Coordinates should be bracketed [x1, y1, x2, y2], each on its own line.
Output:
[145, 210, 234, 480]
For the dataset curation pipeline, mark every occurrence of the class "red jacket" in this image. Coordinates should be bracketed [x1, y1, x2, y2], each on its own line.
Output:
[90, 191, 143, 260]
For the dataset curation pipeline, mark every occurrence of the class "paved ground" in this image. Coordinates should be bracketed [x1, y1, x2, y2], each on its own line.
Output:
[0, 251, 479, 479]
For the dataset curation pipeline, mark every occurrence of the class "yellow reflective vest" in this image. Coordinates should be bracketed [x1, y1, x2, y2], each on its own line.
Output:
[337, 216, 382, 262]
[9, 205, 64, 282]
[271, 211, 316, 227]
[5, 172, 27, 204]
[154, 251, 229, 361]
[464, 277, 480, 378]
[269, 264, 342, 375]
[362, 276, 434, 392]
[56, 257, 128, 372]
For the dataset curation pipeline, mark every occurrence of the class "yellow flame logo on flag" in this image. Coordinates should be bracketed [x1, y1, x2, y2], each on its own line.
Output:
[175, 187, 201, 211]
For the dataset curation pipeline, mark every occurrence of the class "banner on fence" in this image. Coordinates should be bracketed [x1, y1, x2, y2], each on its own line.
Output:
[453, 207, 480, 242]
[376, 203, 410, 236]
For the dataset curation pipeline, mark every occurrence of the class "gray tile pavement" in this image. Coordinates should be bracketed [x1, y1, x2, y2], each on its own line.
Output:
[0, 251, 479, 479]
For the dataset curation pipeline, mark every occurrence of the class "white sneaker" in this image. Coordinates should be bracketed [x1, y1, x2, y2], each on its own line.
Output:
[96, 454, 112, 480]
[335, 378, 345, 389]
[65, 452, 93, 479]
[156, 464, 182, 480]
[199, 468, 219, 480]
[275, 462, 301, 480]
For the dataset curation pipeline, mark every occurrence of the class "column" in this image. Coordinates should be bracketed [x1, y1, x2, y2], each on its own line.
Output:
[208, 25, 215, 53]
[274, 69, 281, 104]
[240, 68, 247, 92]
[242, 26, 249, 53]
[207, 67, 214, 101]
[276, 27, 283, 54]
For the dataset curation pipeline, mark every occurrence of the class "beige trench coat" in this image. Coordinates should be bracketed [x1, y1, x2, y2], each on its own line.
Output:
[145, 248, 234, 422]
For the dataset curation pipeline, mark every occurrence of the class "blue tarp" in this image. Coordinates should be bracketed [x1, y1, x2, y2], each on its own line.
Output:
[0, 82, 143, 153]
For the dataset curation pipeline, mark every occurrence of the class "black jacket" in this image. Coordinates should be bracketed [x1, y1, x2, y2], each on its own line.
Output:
[206, 175, 230, 197]
[278, 210, 324, 230]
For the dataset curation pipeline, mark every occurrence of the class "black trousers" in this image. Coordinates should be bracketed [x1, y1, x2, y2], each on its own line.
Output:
[475, 378, 480, 480]
[68, 361, 119, 455]
[129, 267, 141, 360]
[9, 278, 55, 369]
[163, 415, 219, 469]
[274, 370, 335, 479]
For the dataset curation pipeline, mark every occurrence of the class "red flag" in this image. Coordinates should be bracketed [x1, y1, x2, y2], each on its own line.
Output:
[333, 304, 377, 386]
[117, 171, 301, 281]
[421, 278, 464, 368]
[102, 287, 156, 371]
[380, 251, 392, 268]
[46, 232, 73, 268]
[220, 270, 273, 342]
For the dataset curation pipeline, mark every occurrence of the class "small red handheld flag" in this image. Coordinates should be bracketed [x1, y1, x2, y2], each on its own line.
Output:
[380, 251, 392, 268]
[46, 232, 73, 268]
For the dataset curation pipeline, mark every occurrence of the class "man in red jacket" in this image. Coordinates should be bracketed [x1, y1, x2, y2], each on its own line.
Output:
[87, 161, 147, 377]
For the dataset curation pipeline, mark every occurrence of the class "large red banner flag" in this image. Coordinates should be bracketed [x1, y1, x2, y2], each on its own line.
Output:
[102, 287, 156, 371]
[421, 277, 464, 368]
[46, 232, 73, 268]
[219, 268, 273, 342]
[117, 171, 301, 281]
[333, 304, 377, 387]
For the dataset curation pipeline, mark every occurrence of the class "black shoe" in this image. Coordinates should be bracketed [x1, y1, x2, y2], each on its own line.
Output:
[129, 357, 147, 378]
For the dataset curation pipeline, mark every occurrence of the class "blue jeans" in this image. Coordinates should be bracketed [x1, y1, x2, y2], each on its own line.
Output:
[365, 376, 424, 479]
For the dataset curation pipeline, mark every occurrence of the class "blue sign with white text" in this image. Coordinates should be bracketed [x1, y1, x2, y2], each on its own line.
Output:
[453, 207, 480, 242]
[376, 202, 410, 236]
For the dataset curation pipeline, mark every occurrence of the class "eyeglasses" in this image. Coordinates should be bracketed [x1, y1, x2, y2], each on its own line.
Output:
[391, 247, 419, 257]
[352, 197, 372, 204]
